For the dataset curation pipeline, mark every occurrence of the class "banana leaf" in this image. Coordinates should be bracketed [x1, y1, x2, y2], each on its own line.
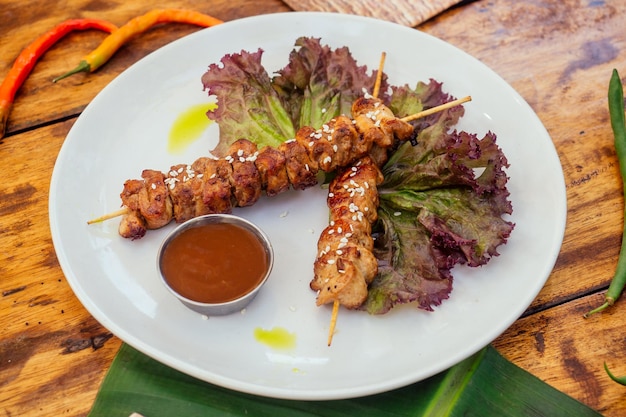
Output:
[88, 343, 601, 417]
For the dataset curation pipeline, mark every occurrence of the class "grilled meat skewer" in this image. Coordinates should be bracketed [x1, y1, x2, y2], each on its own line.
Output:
[311, 156, 382, 309]
[116, 97, 415, 239]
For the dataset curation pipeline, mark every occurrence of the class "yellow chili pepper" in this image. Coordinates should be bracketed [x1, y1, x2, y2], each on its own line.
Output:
[53, 9, 223, 82]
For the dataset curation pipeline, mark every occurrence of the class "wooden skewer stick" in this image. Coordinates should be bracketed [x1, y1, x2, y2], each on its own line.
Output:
[372, 51, 386, 99]
[87, 207, 129, 224]
[400, 95, 472, 123]
[327, 299, 340, 346]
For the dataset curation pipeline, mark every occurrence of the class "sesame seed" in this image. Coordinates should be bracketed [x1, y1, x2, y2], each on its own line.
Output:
[333, 144, 338, 152]
[237, 149, 244, 157]
[309, 141, 314, 147]
[151, 183, 157, 190]
[327, 259, 335, 265]
[337, 226, 343, 233]
[239, 157, 245, 163]
[209, 173, 217, 179]
[285, 138, 296, 143]
[328, 192, 334, 197]
[394, 211, 402, 216]
[336, 250, 343, 255]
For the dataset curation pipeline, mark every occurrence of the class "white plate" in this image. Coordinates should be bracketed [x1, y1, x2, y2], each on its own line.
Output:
[49, 12, 566, 400]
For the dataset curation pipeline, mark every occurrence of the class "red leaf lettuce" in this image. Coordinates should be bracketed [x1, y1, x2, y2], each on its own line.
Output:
[201, 37, 514, 314]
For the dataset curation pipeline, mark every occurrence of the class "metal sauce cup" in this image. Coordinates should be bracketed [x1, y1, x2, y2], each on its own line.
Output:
[157, 214, 274, 315]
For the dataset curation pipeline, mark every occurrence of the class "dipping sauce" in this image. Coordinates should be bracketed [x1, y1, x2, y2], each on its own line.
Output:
[160, 222, 269, 304]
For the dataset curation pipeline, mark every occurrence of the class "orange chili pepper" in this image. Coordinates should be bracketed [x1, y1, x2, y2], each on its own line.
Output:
[0, 18, 118, 139]
[53, 9, 223, 82]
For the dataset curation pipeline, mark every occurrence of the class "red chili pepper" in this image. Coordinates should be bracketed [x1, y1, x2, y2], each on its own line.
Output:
[0, 19, 118, 139]
[53, 9, 223, 82]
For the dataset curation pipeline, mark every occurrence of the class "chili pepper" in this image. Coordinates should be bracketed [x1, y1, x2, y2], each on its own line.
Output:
[0, 18, 117, 139]
[604, 362, 626, 386]
[584, 69, 626, 317]
[53, 9, 223, 82]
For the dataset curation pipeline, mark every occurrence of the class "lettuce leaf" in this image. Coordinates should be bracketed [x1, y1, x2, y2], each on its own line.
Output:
[201, 38, 514, 315]
[272, 36, 384, 129]
[201, 37, 381, 156]
[201, 48, 295, 156]
[362, 92, 515, 314]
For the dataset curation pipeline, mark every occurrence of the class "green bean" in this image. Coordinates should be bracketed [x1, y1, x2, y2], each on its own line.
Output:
[604, 362, 626, 386]
[584, 69, 626, 318]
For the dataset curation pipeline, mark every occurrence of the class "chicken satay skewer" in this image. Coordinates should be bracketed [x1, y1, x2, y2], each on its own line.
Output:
[325, 52, 388, 346]
[86, 97, 462, 228]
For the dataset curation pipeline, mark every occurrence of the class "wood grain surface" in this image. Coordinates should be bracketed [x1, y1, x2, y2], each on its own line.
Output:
[282, 0, 464, 27]
[1, 0, 626, 415]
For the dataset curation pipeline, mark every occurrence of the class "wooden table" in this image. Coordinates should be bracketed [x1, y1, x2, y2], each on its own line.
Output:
[2, 0, 625, 415]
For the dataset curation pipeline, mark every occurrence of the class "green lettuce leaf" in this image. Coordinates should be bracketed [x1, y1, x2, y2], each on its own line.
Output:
[202, 38, 514, 315]
[272, 36, 383, 128]
[362, 94, 514, 314]
[201, 48, 296, 156]
[201, 37, 382, 156]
